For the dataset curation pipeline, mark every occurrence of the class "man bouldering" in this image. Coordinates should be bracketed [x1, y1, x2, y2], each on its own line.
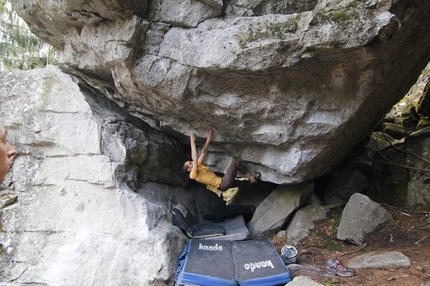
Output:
[183, 128, 259, 192]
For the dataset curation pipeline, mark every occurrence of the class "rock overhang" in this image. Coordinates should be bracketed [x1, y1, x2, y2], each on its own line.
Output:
[11, 0, 430, 185]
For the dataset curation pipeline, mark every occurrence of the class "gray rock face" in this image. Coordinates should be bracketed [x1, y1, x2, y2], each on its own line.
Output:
[324, 169, 370, 203]
[337, 193, 393, 246]
[0, 66, 222, 285]
[370, 128, 430, 211]
[11, 0, 430, 184]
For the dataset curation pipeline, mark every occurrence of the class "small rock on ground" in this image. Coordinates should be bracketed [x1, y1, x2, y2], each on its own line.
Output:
[347, 251, 411, 269]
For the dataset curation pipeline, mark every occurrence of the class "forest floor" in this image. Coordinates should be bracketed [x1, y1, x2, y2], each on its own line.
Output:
[270, 205, 430, 286]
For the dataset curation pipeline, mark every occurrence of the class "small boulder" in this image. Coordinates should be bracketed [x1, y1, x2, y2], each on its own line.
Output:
[286, 204, 329, 246]
[347, 251, 411, 269]
[287, 275, 323, 286]
[247, 181, 314, 238]
[337, 193, 393, 246]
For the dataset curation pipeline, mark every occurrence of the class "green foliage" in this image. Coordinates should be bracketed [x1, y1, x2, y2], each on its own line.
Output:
[236, 15, 300, 49]
[329, 207, 343, 233]
[314, 231, 344, 252]
[331, 11, 351, 22]
[0, 0, 57, 70]
[311, 6, 360, 26]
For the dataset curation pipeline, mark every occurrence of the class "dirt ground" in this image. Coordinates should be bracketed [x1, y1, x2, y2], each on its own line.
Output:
[269, 205, 430, 286]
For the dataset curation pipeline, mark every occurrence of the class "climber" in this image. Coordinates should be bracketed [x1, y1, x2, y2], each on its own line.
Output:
[182, 128, 259, 192]
[0, 123, 17, 183]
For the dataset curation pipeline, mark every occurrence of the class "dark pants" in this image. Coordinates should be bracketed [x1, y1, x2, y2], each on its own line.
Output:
[218, 159, 251, 192]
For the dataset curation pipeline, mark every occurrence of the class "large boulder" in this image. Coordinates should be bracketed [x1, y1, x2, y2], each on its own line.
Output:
[10, 0, 430, 185]
[0, 66, 222, 285]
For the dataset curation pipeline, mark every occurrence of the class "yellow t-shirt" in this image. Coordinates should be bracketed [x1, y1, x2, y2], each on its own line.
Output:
[190, 160, 222, 191]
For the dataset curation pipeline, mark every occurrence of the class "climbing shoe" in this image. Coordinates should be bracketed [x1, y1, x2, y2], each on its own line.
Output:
[250, 172, 261, 184]
[326, 259, 355, 277]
